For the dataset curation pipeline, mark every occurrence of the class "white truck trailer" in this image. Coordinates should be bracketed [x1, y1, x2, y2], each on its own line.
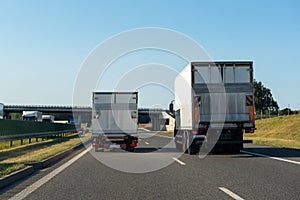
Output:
[0, 103, 4, 119]
[22, 111, 43, 122]
[174, 61, 255, 154]
[42, 115, 55, 123]
[91, 92, 138, 152]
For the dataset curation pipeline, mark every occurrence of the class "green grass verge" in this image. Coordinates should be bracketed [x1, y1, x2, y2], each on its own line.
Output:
[0, 133, 91, 178]
[244, 114, 300, 149]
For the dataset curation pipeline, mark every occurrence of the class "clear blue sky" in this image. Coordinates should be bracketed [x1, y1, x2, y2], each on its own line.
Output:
[0, 0, 299, 109]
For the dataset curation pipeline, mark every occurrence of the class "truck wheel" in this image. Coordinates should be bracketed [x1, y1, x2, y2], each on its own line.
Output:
[182, 131, 188, 153]
[174, 123, 178, 137]
[175, 141, 181, 151]
[231, 144, 241, 154]
[182, 131, 199, 155]
[185, 131, 200, 155]
[188, 142, 200, 155]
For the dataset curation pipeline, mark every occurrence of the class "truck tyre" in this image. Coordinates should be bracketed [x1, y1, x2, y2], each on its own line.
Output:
[182, 131, 199, 155]
[174, 130, 182, 151]
[174, 123, 178, 137]
[188, 142, 200, 155]
[175, 142, 181, 151]
[231, 130, 243, 154]
[182, 131, 188, 153]
[231, 144, 241, 154]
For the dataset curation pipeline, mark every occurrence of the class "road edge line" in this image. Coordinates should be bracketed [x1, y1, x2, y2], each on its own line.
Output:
[9, 146, 91, 200]
[142, 132, 173, 139]
[0, 139, 91, 190]
[241, 150, 300, 165]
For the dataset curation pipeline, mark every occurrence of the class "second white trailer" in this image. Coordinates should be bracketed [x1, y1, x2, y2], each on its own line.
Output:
[92, 92, 138, 152]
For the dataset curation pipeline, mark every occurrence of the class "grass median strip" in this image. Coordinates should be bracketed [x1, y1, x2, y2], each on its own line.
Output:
[244, 114, 300, 149]
[0, 133, 91, 178]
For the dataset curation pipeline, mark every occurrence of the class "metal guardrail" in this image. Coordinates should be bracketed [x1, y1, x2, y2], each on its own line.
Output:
[0, 129, 78, 142]
[4, 105, 91, 109]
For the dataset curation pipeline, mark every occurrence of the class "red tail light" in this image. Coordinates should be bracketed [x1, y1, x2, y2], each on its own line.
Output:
[249, 105, 254, 121]
[130, 143, 137, 148]
[192, 130, 204, 135]
[194, 96, 201, 123]
[245, 129, 254, 133]
[120, 144, 126, 148]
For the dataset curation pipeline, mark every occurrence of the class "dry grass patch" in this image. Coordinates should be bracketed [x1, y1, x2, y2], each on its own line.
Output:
[244, 114, 300, 149]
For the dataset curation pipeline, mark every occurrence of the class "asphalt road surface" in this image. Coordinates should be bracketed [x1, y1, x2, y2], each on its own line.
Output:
[1, 132, 299, 200]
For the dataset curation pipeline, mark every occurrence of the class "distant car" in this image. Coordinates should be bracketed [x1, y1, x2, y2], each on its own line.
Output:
[0, 103, 4, 119]
[42, 115, 55, 123]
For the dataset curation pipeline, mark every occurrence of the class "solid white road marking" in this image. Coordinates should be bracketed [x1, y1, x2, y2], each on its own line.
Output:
[172, 157, 186, 166]
[138, 128, 150, 132]
[156, 134, 173, 139]
[9, 146, 92, 200]
[142, 132, 173, 139]
[145, 142, 149, 145]
[218, 187, 245, 200]
[241, 150, 300, 165]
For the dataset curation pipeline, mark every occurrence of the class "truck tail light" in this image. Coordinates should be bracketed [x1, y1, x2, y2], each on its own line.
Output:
[249, 105, 254, 121]
[194, 96, 201, 123]
[130, 143, 137, 148]
[245, 129, 254, 133]
[192, 130, 204, 135]
[120, 143, 126, 148]
[194, 106, 199, 123]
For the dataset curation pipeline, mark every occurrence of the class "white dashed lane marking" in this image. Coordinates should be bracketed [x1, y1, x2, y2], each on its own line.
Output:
[218, 187, 245, 200]
[172, 157, 186, 166]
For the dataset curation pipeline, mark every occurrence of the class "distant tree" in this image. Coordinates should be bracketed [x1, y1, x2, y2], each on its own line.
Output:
[279, 108, 299, 115]
[10, 113, 22, 120]
[254, 80, 279, 113]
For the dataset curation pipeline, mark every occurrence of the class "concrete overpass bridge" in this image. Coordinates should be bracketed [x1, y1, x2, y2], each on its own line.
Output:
[3, 105, 91, 123]
[2, 105, 171, 125]
[4, 105, 91, 113]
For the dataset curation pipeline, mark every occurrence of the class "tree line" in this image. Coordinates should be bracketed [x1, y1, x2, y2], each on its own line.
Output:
[254, 80, 298, 115]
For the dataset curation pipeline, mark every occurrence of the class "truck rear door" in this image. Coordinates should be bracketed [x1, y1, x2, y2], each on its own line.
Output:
[92, 92, 138, 135]
[192, 62, 254, 124]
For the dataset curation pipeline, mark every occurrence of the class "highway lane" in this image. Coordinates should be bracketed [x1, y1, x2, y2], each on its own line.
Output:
[1, 132, 299, 200]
